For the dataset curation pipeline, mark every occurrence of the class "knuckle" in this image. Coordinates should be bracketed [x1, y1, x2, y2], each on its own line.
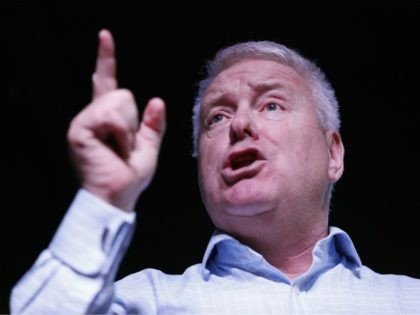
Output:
[97, 106, 115, 120]
[67, 120, 82, 144]
[114, 88, 135, 103]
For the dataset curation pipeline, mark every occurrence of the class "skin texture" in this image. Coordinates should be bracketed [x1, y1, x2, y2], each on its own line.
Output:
[198, 59, 344, 278]
[68, 31, 344, 279]
[67, 30, 166, 212]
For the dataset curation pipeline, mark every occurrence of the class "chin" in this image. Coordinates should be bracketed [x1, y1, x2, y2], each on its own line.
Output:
[224, 205, 273, 217]
[220, 192, 275, 217]
[203, 178, 278, 217]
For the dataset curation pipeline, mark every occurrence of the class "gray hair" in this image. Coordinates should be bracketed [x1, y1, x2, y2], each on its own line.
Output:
[191, 40, 340, 157]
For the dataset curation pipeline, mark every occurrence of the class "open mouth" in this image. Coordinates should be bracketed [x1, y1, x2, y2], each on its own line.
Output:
[222, 148, 266, 185]
[231, 151, 258, 170]
[227, 148, 263, 170]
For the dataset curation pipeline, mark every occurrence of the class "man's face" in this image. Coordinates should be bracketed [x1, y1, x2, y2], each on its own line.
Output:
[198, 59, 341, 232]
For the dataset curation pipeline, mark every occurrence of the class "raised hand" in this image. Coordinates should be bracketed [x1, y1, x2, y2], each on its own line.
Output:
[67, 29, 166, 212]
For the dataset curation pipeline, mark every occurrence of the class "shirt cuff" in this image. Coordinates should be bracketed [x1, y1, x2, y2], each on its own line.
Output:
[49, 189, 136, 275]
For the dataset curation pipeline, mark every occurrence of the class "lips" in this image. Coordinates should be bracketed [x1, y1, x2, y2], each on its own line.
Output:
[222, 148, 266, 185]
[231, 151, 258, 170]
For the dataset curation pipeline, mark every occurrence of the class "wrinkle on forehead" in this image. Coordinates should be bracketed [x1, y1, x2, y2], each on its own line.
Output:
[203, 59, 309, 103]
[202, 60, 311, 109]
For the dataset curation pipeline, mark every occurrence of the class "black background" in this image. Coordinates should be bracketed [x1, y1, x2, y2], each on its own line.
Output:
[1, 1, 419, 312]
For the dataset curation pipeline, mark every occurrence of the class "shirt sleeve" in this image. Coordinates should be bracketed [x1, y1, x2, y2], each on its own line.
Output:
[10, 189, 136, 314]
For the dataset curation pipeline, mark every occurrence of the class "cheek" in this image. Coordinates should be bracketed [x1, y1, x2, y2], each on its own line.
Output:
[199, 136, 226, 164]
[268, 124, 327, 174]
[292, 131, 330, 180]
[198, 140, 212, 170]
[197, 138, 226, 210]
[198, 138, 221, 183]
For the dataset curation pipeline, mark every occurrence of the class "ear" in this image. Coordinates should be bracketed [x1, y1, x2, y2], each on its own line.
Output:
[326, 130, 345, 182]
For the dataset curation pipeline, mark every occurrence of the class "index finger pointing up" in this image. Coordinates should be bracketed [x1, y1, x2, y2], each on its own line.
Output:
[92, 29, 117, 99]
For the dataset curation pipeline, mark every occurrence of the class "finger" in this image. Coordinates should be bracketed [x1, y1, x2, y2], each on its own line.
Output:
[92, 29, 117, 99]
[136, 97, 166, 150]
[143, 98, 166, 134]
[69, 106, 135, 160]
[98, 116, 135, 160]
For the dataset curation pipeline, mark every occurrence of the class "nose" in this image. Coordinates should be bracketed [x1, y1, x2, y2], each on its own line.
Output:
[229, 108, 259, 143]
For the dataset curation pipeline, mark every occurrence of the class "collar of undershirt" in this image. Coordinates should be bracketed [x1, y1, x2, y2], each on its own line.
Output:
[200, 226, 362, 288]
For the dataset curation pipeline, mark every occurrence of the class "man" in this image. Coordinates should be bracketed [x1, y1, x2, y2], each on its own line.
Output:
[11, 29, 420, 314]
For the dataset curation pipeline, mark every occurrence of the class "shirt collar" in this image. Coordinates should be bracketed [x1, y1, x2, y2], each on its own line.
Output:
[327, 226, 362, 272]
[200, 226, 362, 281]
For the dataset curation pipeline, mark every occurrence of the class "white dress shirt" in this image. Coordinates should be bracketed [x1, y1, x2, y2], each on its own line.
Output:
[10, 189, 420, 314]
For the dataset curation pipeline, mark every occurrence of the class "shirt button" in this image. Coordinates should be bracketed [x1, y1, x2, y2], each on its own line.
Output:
[293, 286, 300, 295]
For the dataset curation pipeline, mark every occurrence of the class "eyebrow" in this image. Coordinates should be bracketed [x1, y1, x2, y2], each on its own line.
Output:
[202, 94, 232, 111]
[202, 80, 288, 111]
[249, 80, 287, 93]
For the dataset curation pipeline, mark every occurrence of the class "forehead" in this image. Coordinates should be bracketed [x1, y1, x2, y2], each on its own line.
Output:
[203, 59, 309, 99]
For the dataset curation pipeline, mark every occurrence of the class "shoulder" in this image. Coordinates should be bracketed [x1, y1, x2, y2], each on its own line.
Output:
[112, 264, 205, 312]
[115, 263, 204, 291]
[360, 265, 420, 293]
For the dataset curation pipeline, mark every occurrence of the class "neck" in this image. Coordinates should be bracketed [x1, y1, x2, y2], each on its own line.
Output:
[226, 211, 329, 280]
[264, 228, 328, 280]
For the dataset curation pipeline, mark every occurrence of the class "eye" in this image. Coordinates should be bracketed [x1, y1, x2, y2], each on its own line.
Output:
[259, 101, 286, 121]
[209, 113, 225, 125]
[205, 107, 232, 130]
[264, 102, 281, 111]
[206, 111, 230, 137]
